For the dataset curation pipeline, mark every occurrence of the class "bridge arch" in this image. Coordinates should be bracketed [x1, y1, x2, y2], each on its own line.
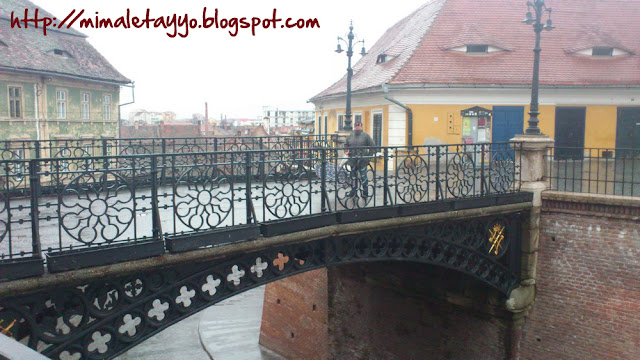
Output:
[0, 212, 523, 359]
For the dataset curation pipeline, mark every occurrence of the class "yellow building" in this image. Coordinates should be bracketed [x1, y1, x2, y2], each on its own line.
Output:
[310, 0, 640, 154]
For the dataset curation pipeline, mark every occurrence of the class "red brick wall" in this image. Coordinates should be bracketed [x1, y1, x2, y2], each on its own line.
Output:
[259, 269, 329, 359]
[520, 192, 640, 359]
[327, 262, 511, 359]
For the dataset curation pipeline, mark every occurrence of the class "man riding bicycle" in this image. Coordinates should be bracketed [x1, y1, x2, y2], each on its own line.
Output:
[344, 120, 376, 198]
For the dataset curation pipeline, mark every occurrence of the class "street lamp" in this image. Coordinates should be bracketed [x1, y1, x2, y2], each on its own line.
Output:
[523, 0, 554, 135]
[335, 21, 366, 131]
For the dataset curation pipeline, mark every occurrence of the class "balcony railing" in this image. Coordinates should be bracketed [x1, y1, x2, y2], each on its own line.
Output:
[0, 141, 523, 280]
[546, 147, 640, 197]
[0, 135, 339, 161]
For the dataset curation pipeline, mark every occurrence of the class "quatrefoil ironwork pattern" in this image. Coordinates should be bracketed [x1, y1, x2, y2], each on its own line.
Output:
[0, 212, 522, 359]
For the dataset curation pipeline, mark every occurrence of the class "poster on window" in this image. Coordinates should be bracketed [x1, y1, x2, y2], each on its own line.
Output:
[462, 117, 472, 136]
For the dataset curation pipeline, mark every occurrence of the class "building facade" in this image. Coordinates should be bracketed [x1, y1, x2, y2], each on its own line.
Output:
[0, 0, 131, 142]
[311, 0, 640, 153]
[262, 106, 315, 133]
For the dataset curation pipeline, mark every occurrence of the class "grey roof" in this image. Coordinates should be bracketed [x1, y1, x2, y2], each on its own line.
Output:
[0, 0, 131, 84]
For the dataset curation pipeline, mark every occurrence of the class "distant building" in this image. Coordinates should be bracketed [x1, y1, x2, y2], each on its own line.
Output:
[262, 106, 315, 133]
[129, 110, 176, 124]
[0, 0, 132, 142]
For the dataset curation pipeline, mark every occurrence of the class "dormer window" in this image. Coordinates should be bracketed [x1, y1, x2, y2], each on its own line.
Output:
[448, 44, 506, 54]
[574, 46, 630, 57]
[376, 54, 387, 63]
[592, 46, 613, 57]
[466, 45, 488, 54]
[49, 49, 74, 58]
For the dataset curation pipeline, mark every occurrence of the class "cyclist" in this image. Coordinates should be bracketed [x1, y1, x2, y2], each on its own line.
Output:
[344, 120, 375, 198]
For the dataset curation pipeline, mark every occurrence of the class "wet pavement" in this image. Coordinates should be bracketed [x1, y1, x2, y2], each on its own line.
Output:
[116, 286, 280, 360]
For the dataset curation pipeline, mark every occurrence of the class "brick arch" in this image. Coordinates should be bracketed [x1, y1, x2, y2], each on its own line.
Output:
[0, 213, 523, 359]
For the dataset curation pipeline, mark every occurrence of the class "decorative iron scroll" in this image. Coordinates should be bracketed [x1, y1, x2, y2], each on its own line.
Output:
[174, 165, 232, 231]
[0, 192, 7, 246]
[0, 213, 523, 359]
[0, 149, 26, 190]
[52, 147, 93, 185]
[396, 153, 430, 203]
[60, 172, 134, 244]
[446, 153, 475, 197]
[489, 152, 516, 193]
[336, 159, 375, 209]
[263, 160, 311, 218]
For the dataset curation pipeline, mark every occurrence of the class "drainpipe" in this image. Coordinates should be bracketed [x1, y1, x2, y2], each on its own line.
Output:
[118, 82, 135, 138]
[34, 83, 40, 140]
[382, 84, 413, 146]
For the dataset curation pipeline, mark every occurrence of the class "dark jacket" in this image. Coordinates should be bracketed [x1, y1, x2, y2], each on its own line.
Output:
[345, 131, 376, 167]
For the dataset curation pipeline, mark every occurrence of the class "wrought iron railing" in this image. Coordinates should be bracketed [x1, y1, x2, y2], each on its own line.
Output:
[0, 135, 338, 161]
[0, 142, 523, 279]
[546, 147, 639, 197]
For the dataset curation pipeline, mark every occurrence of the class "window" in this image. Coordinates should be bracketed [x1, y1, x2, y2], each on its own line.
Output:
[56, 90, 67, 119]
[592, 46, 613, 57]
[50, 49, 73, 58]
[9, 87, 22, 118]
[81, 93, 90, 120]
[103, 95, 111, 120]
[354, 113, 362, 124]
[372, 113, 383, 146]
[467, 45, 489, 54]
[338, 113, 345, 130]
[376, 54, 387, 64]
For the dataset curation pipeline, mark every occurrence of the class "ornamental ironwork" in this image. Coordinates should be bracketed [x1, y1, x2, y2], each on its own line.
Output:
[174, 164, 233, 231]
[0, 141, 523, 279]
[0, 213, 523, 359]
[60, 171, 134, 244]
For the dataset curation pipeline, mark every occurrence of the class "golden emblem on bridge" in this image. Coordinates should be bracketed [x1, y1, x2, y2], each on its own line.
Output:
[488, 222, 506, 256]
[0, 318, 17, 338]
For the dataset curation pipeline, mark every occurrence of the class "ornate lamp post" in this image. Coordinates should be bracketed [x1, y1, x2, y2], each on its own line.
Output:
[335, 21, 366, 131]
[523, 1, 554, 135]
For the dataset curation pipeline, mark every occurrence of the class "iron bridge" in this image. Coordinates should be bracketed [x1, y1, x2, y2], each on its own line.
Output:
[0, 138, 531, 359]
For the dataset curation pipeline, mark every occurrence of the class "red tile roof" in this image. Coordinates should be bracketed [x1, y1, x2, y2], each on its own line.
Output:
[311, 0, 447, 100]
[312, 0, 640, 101]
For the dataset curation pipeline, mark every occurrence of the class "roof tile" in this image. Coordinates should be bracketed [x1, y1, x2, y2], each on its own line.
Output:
[313, 0, 640, 100]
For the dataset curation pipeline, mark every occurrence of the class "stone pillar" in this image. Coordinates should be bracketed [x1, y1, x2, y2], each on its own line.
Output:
[334, 130, 351, 146]
[506, 134, 554, 359]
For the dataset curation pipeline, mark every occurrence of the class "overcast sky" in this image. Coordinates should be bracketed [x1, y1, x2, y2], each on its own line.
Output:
[38, 0, 428, 119]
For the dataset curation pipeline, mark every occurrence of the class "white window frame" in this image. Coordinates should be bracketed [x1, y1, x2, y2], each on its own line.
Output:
[103, 94, 111, 120]
[353, 112, 363, 128]
[337, 112, 345, 131]
[8, 86, 23, 118]
[81, 93, 90, 120]
[56, 90, 67, 119]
